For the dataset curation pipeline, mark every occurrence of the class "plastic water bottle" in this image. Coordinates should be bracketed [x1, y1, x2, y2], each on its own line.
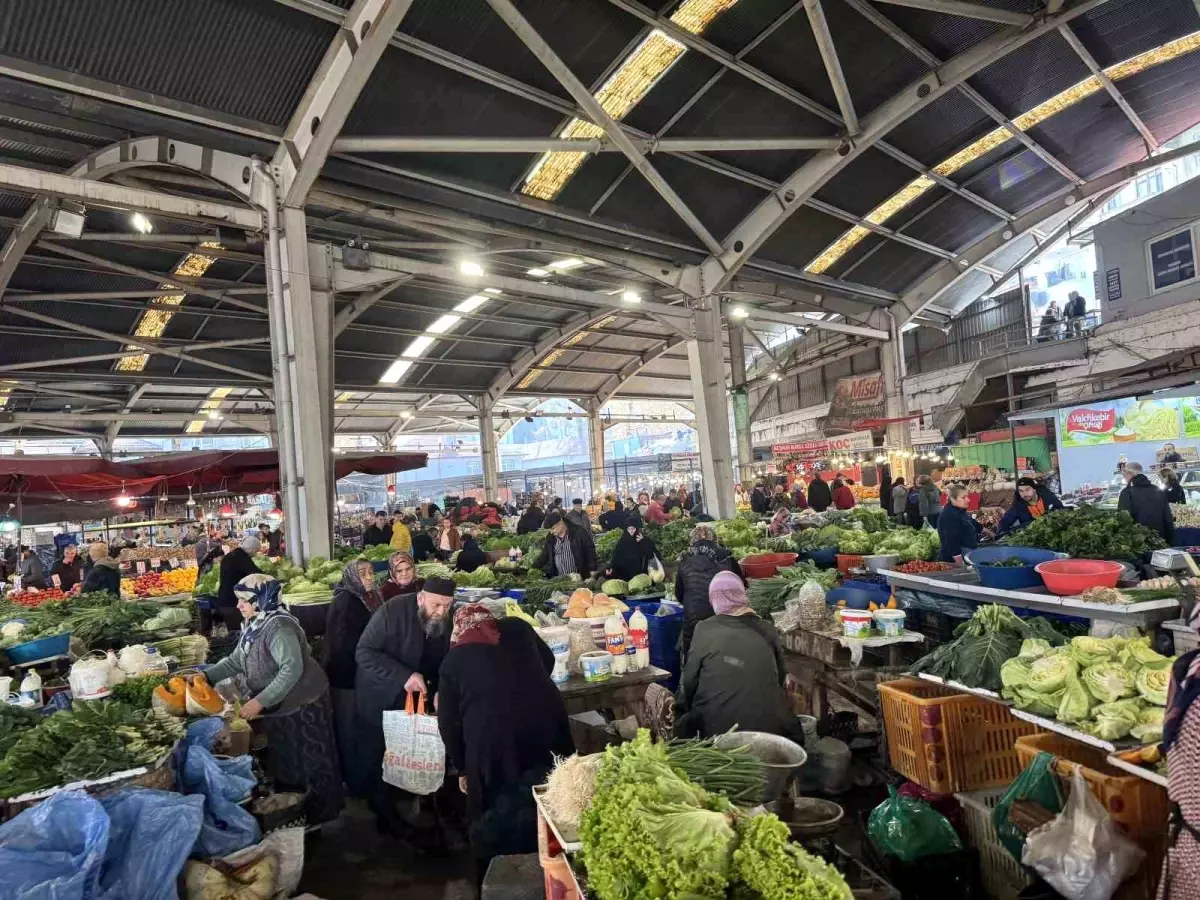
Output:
[19, 670, 41, 708]
[605, 613, 627, 676]
[628, 608, 650, 671]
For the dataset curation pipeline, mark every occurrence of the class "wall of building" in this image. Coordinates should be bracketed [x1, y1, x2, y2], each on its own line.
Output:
[1094, 176, 1200, 320]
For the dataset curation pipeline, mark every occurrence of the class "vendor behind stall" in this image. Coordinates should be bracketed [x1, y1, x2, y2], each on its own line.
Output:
[79, 541, 119, 595]
[205, 573, 344, 823]
[607, 524, 658, 582]
[995, 477, 1064, 536]
[937, 485, 983, 563]
[49, 544, 82, 592]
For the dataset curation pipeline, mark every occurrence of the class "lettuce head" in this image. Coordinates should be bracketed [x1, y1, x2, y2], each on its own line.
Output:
[1000, 657, 1032, 690]
[1018, 638, 1052, 663]
[1119, 636, 1173, 671]
[1028, 652, 1075, 694]
[1083, 699, 1142, 741]
[1057, 669, 1094, 724]
[1136, 665, 1170, 706]
[1069, 636, 1121, 668]
[1131, 706, 1165, 743]
[1081, 662, 1137, 703]
[1005, 685, 1065, 717]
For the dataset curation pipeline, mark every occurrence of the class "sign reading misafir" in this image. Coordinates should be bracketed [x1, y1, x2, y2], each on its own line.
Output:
[772, 430, 875, 458]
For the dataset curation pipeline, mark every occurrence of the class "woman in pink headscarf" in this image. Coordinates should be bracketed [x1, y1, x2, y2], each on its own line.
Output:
[674, 571, 803, 743]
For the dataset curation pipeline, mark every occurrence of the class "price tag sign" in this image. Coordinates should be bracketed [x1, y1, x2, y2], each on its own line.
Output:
[150, 558, 160, 569]
[50, 574, 61, 589]
[135, 561, 146, 575]
[169, 558, 179, 569]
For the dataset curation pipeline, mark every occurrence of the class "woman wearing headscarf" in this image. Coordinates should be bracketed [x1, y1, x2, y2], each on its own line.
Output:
[768, 506, 792, 537]
[675, 524, 742, 656]
[675, 571, 802, 743]
[1158, 604, 1200, 895]
[204, 573, 344, 823]
[323, 559, 384, 795]
[381, 551, 423, 600]
[607, 524, 658, 583]
[455, 533, 487, 573]
[437, 604, 574, 884]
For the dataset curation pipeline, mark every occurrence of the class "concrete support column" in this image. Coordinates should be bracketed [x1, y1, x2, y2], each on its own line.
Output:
[727, 324, 754, 487]
[587, 399, 606, 498]
[880, 330, 912, 482]
[279, 208, 332, 562]
[687, 301, 736, 519]
[477, 399, 500, 500]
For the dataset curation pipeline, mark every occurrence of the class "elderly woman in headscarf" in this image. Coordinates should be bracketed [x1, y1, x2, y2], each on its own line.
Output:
[768, 506, 792, 537]
[675, 523, 742, 657]
[675, 571, 802, 743]
[381, 550, 423, 600]
[607, 523, 658, 583]
[438, 603, 574, 885]
[204, 573, 344, 823]
[323, 559, 384, 794]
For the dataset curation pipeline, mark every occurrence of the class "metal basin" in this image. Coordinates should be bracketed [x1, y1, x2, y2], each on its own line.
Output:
[765, 797, 845, 839]
[713, 731, 807, 804]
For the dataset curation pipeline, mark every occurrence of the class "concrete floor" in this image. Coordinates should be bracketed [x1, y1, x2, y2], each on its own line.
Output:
[297, 800, 475, 900]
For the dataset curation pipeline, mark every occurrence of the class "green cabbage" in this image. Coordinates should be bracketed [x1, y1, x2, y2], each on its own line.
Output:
[1083, 699, 1142, 741]
[627, 574, 652, 594]
[1057, 669, 1094, 723]
[1119, 636, 1173, 671]
[1081, 662, 1137, 703]
[601, 579, 629, 596]
[1131, 707, 1165, 743]
[1000, 657, 1032, 690]
[1136, 666, 1170, 706]
[1006, 685, 1065, 717]
[1068, 636, 1122, 668]
[1018, 638, 1052, 662]
[1028, 652, 1075, 693]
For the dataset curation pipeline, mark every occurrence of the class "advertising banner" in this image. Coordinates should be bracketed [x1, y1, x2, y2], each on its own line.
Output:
[772, 430, 874, 459]
[1057, 398, 1182, 447]
[823, 373, 885, 434]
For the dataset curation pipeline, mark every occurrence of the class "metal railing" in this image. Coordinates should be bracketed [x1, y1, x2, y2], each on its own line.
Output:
[975, 310, 1101, 358]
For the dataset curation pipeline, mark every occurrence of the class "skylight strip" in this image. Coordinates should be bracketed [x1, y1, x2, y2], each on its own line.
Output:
[185, 386, 233, 434]
[377, 294, 497, 385]
[804, 32, 1200, 276]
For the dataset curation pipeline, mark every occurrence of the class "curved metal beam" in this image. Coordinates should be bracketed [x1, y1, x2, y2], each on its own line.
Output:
[596, 335, 687, 406]
[0, 136, 255, 302]
[483, 310, 613, 406]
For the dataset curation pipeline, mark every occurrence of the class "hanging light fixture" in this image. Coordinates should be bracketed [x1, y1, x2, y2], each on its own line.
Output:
[186, 486, 196, 507]
[115, 481, 131, 507]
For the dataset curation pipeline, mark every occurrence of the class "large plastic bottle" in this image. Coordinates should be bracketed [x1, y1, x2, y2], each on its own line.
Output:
[604, 612, 628, 675]
[628, 608, 650, 671]
[19, 669, 41, 708]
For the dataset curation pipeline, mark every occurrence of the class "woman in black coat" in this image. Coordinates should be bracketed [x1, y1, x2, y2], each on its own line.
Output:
[607, 525, 658, 583]
[438, 605, 573, 883]
[807, 477, 833, 512]
[455, 534, 488, 573]
[322, 559, 383, 795]
[217, 535, 261, 632]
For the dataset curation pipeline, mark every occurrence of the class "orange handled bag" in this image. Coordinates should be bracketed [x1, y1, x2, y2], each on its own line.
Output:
[381, 690, 445, 795]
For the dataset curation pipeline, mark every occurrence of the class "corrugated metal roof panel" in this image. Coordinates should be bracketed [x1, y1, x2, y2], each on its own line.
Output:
[901, 193, 1007, 253]
[1024, 92, 1142, 181]
[813, 148, 915, 218]
[1070, 0, 1199, 69]
[837, 236, 939, 293]
[1117, 50, 1200, 146]
[865, 4, 1005, 59]
[621, 51, 724, 135]
[756, 204, 852, 271]
[966, 149, 1072, 213]
[968, 31, 1091, 120]
[0, 0, 333, 126]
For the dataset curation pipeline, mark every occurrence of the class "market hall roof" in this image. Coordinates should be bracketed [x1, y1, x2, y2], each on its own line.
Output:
[0, 0, 1198, 440]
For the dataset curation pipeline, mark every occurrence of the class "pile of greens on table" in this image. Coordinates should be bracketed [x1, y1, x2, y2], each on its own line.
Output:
[1002, 506, 1165, 559]
[792, 523, 939, 562]
[1, 592, 162, 649]
[645, 520, 693, 562]
[0, 701, 184, 798]
[746, 564, 840, 617]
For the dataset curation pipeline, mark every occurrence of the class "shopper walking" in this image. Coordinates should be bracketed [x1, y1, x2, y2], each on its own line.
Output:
[437, 605, 573, 884]
[918, 474, 942, 527]
[891, 477, 908, 522]
[807, 475, 832, 512]
[322, 560, 383, 795]
[996, 477, 1065, 536]
[1119, 462, 1176, 543]
[675, 571, 802, 743]
[565, 498, 591, 531]
[389, 515, 413, 554]
[381, 551, 424, 600]
[607, 524, 658, 583]
[879, 467, 893, 512]
[675, 524, 742, 656]
[749, 483, 769, 515]
[644, 493, 671, 525]
[516, 498, 545, 535]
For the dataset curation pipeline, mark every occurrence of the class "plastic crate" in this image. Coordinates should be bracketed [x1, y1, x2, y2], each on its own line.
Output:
[836, 554, 866, 575]
[1014, 733, 1168, 900]
[878, 678, 1037, 794]
[541, 854, 580, 900]
[956, 788, 1033, 900]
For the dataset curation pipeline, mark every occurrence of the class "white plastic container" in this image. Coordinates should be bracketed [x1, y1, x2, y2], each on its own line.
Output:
[19, 669, 41, 708]
[538, 625, 571, 685]
[580, 651, 611, 682]
[872, 608, 906, 637]
[840, 608, 873, 639]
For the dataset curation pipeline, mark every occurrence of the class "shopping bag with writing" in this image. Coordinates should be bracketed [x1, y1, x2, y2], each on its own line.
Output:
[381, 690, 445, 795]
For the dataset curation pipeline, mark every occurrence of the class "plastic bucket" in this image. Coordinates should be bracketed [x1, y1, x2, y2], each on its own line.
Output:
[873, 608, 906, 636]
[840, 608, 873, 638]
[814, 737, 852, 794]
[579, 651, 611, 682]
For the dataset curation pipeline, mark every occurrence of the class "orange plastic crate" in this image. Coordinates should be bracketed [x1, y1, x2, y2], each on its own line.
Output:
[541, 854, 581, 900]
[879, 678, 1037, 793]
[836, 554, 865, 575]
[1014, 733, 1168, 900]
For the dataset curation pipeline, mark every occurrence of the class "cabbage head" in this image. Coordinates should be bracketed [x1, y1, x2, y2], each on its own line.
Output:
[1000, 657, 1032, 690]
[1136, 665, 1170, 706]
[1018, 638, 1052, 662]
[1131, 706, 1165, 743]
[1006, 685, 1065, 717]
[1084, 699, 1142, 741]
[1082, 662, 1136, 703]
[1028, 652, 1075, 694]
[1069, 636, 1121, 668]
[1057, 669, 1094, 724]
[1119, 636, 1173, 671]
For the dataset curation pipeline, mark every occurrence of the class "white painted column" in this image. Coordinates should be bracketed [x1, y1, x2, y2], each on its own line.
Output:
[478, 399, 500, 500]
[727, 323, 754, 486]
[688, 301, 736, 519]
[587, 399, 606, 497]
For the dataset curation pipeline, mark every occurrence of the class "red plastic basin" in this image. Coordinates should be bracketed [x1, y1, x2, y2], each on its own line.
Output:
[741, 552, 798, 579]
[1033, 559, 1123, 596]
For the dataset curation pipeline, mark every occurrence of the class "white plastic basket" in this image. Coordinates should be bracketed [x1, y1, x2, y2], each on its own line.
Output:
[955, 787, 1033, 900]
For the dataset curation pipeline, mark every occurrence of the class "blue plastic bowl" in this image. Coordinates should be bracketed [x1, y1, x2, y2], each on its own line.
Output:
[4, 631, 71, 665]
[826, 587, 879, 610]
[502, 588, 526, 600]
[804, 547, 839, 568]
[965, 546, 1065, 590]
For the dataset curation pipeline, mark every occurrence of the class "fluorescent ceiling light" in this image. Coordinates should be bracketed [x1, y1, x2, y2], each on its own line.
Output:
[548, 258, 585, 271]
[458, 260, 485, 277]
[526, 267, 551, 277]
[400, 410, 414, 419]
[621, 291, 642, 304]
[427, 314, 462, 335]
[403, 336, 435, 357]
[130, 213, 152, 234]
[379, 359, 414, 384]
[455, 295, 489, 313]
[730, 305, 749, 319]
[483, 287, 503, 295]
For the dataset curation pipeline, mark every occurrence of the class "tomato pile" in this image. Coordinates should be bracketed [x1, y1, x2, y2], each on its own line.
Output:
[10, 587, 66, 606]
[894, 560, 953, 574]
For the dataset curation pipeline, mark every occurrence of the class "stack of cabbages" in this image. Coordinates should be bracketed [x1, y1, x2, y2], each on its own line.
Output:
[1000, 635, 1171, 742]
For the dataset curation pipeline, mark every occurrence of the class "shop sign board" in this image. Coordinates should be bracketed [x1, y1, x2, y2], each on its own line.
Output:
[772, 430, 874, 458]
[1147, 228, 1196, 292]
[1057, 397, 1182, 447]
[1105, 268, 1121, 301]
[824, 373, 885, 434]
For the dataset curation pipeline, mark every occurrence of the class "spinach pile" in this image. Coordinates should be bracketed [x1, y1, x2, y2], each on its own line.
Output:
[1003, 506, 1165, 559]
[644, 520, 692, 562]
[911, 604, 1073, 692]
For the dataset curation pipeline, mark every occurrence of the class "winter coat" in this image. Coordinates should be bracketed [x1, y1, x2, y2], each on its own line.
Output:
[531, 521, 597, 578]
[807, 478, 832, 512]
[675, 541, 742, 654]
[437, 618, 573, 822]
[1119, 474, 1176, 544]
[879, 475, 893, 510]
[608, 531, 658, 583]
[410, 531, 437, 562]
[891, 485, 909, 517]
[389, 522, 412, 553]
[362, 524, 393, 547]
[832, 484, 856, 510]
[918, 482, 943, 517]
[598, 508, 627, 532]
[1166, 482, 1186, 505]
[322, 585, 379, 690]
[49, 557, 82, 592]
[81, 557, 120, 595]
[455, 538, 488, 573]
[676, 614, 803, 743]
[937, 505, 982, 563]
[217, 547, 259, 609]
[516, 507, 545, 535]
[749, 487, 769, 515]
[995, 485, 1064, 535]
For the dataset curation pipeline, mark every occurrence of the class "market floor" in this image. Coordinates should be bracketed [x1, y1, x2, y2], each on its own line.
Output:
[297, 799, 475, 900]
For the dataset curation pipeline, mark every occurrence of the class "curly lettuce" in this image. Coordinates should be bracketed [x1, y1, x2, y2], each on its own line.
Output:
[1057, 669, 1094, 724]
[1082, 699, 1142, 741]
[732, 814, 853, 900]
[1029, 652, 1075, 694]
[1018, 638, 1052, 662]
[1069, 636, 1123, 668]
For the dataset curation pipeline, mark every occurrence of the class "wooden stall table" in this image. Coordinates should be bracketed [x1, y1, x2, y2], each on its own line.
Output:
[557, 665, 671, 720]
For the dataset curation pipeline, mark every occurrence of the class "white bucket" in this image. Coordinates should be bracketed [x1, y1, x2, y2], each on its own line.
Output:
[579, 651, 611, 683]
[0, 677, 11, 700]
[873, 608, 906, 637]
[840, 608, 873, 638]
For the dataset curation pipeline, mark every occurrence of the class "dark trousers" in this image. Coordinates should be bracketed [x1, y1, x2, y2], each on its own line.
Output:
[925, 513, 940, 528]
